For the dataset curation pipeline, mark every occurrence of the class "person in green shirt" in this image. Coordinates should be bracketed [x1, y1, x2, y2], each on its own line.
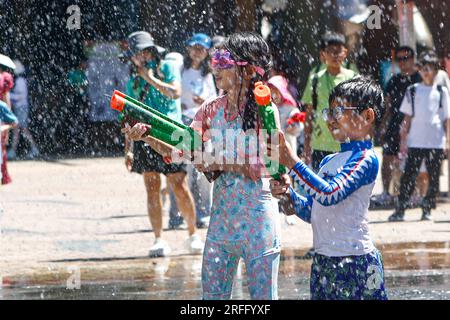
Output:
[301, 31, 357, 170]
[122, 31, 204, 257]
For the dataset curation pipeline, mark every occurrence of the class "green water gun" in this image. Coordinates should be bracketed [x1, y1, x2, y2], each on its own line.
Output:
[254, 81, 286, 180]
[110, 90, 200, 155]
[110, 90, 221, 181]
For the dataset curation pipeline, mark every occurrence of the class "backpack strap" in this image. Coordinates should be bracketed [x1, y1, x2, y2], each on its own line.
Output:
[311, 64, 321, 111]
[437, 84, 443, 109]
[409, 84, 416, 118]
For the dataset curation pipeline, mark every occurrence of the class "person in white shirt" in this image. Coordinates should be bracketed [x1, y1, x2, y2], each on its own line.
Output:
[389, 51, 450, 221]
[181, 33, 217, 121]
[8, 60, 39, 160]
[180, 33, 217, 227]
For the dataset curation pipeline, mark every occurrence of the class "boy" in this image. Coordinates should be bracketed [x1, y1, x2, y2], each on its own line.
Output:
[302, 31, 357, 170]
[270, 77, 388, 300]
[388, 51, 450, 222]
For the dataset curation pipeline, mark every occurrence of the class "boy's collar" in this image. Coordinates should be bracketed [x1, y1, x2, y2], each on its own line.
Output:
[340, 140, 372, 152]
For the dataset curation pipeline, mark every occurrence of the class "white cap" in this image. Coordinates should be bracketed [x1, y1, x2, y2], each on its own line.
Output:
[0, 54, 16, 70]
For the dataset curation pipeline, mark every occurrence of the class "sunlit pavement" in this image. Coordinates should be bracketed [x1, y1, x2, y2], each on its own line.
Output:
[1, 149, 450, 299]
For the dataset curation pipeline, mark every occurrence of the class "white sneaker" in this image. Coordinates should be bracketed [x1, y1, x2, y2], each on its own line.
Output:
[149, 238, 171, 257]
[186, 234, 204, 255]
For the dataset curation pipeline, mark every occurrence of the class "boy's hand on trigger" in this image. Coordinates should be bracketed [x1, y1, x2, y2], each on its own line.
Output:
[269, 174, 291, 199]
[121, 122, 151, 142]
[267, 130, 301, 169]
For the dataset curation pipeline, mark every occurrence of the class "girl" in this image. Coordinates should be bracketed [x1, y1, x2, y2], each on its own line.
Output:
[124, 32, 281, 300]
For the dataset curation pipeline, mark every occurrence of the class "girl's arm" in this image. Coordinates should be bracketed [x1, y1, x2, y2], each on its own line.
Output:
[121, 123, 191, 162]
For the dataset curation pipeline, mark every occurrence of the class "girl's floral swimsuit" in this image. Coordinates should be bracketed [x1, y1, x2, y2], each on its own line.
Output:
[191, 95, 281, 300]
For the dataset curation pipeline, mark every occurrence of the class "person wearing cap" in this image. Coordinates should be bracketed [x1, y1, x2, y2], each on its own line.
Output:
[122, 31, 204, 257]
[181, 33, 216, 120]
[8, 60, 40, 160]
[180, 33, 217, 228]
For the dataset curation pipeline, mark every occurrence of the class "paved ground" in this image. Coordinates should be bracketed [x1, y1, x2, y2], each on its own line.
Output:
[1, 149, 450, 286]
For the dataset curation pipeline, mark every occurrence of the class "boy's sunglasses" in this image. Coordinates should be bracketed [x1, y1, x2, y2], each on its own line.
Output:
[322, 106, 363, 121]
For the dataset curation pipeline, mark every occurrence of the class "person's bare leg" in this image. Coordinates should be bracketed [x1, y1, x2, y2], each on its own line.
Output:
[382, 155, 396, 194]
[166, 172, 197, 236]
[143, 172, 163, 238]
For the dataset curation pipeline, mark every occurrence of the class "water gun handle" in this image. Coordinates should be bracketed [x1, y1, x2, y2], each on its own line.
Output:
[254, 82, 286, 181]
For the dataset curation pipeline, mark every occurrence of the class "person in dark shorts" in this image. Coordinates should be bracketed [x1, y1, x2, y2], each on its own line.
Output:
[122, 31, 204, 257]
[374, 46, 421, 205]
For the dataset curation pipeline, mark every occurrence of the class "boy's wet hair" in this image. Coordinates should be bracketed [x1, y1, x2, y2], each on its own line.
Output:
[418, 50, 440, 69]
[328, 76, 384, 121]
[320, 31, 346, 50]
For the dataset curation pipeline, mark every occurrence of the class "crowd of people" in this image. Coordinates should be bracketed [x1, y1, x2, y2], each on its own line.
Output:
[1, 28, 450, 300]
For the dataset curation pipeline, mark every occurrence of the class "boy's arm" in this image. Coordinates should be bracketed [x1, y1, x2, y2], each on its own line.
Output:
[270, 174, 312, 223]
[289, 151, 379, 206]
[286, 186, 312, 223]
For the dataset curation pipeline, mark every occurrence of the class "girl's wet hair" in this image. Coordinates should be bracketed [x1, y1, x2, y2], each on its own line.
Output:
[223, 32, 273, 131]
[328, 76, 384, 121]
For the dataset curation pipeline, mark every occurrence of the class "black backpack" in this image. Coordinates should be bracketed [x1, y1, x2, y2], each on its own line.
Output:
[408, 84, 443, 117]
[312, 61, 354, 110]
[311, 64, 322, 111]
